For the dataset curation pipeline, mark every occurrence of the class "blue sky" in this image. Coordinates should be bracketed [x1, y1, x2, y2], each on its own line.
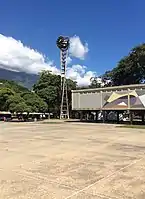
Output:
[0, 0, 145, 85]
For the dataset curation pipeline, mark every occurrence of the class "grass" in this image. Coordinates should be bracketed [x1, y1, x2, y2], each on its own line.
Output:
[117, 125, 145, 129]
[42, 121, 63, 124]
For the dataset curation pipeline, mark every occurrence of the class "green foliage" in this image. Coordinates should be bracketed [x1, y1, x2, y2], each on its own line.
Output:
[21, 92, 48, 112]
[10, 102, 32, 113]
[86, 43, 145, 88]
[33, 71, 77, 114]
[36, 87, 58, 106]
[67, 78, 77, 90]
[0, 72, 76, 116]
[89, 78, 102, 88]
[107, 43, 145, 85]
[6, 94, 25, 112]
[0, 79, 47, 113]
[0, 88, 14, 110]
[0, 79, 29, 93]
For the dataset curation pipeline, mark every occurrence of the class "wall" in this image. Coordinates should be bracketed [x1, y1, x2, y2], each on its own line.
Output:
[72, 87, 145, 110]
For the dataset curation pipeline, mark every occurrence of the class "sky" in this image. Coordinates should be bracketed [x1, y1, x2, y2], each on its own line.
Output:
[0, 0, 145, 86]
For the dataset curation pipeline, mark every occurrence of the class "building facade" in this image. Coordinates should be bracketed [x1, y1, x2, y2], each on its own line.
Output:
[72, 84, 145, 111]
[72, 84, 145, 123]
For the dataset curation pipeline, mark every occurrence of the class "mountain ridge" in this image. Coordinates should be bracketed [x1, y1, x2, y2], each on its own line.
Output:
[0, 68, 39, 88]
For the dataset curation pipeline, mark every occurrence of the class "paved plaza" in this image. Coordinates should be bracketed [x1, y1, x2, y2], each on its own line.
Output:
[0, 121, 145, 198]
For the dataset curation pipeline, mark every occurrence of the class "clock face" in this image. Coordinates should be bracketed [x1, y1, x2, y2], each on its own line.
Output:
[56, 36, 69, 50]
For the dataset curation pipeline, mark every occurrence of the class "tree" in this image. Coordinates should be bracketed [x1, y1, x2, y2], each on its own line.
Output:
[21, 92, 48, 113]
[0, 79, 48, 114]
[89, 77, 102, 88]
[67, 79, 77, 112]
[0, 88, 14, 110]
[6, 94, 25, 112]
[9, 102, 32, 113]
[33, 71, 77, 116]
[0, 80, 31, 112]
[89, 75, 112, 88]
[108, 44, 145, 85]
[0, 79, 29, 93]
[5, 93, 32, 113]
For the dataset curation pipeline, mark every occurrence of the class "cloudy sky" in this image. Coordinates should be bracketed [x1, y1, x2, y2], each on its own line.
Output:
[0, 0, 145, 85]
[0, 34, 96, 86]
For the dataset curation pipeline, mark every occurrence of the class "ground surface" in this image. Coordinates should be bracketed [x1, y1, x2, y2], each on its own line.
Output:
[0, 121, 145, 199]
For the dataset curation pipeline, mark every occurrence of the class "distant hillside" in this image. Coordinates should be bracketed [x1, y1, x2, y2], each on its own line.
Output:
[0, 68, 39, 88]
[0, 79, 29, 93]
[0, 79, 30, 93]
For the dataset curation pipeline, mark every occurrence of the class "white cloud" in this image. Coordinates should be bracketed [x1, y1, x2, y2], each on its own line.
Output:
[66, 56, 72, 65]
[69, 36, 89, 59]
[0, 34, 94, 86]
[67, 65, 96, 86]
[0, 34, 59, 75]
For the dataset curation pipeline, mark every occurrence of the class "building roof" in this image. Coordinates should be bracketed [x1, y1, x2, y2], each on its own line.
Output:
[0, 111, 11, 114]
[72, 84, 145, 93]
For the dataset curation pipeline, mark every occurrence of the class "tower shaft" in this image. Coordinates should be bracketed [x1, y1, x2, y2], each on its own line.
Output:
[60, 50, 69, 119]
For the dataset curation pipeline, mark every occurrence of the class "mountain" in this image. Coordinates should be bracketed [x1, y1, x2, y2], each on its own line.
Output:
[0, 79, 29, 93]
[0, 68, 39, 89]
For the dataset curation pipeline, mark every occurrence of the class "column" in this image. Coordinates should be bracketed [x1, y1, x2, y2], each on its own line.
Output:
[80, 111, 83, 121]
[95, 111, 99, 123]
[129, 110, 133, 125]
[102, 111, 106, 123]
[117, 111, 120, 124]
[86, 112, 89, 121]
[142, 112, 145, 124]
